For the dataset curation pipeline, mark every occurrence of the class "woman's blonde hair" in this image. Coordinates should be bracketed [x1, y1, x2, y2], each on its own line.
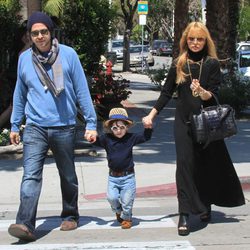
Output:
[176, 21, 218, 84]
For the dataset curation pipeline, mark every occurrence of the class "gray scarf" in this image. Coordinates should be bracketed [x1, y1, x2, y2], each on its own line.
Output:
[32, 38, 64, 97]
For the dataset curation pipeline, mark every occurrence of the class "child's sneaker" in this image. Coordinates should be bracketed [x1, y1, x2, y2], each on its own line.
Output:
[121, 220, 132, 229]
[116, 213, 123, 223]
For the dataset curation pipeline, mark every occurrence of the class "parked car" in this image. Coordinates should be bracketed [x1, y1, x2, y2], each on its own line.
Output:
[156, 42, 173, 56]
[236, 41, 250, 52]
[237, 50, 250, 77]
[129, 45, 154, 66]
[150, 40, 170, 55]
[111, 39, 137, 61]
[111, 40, 124, 61]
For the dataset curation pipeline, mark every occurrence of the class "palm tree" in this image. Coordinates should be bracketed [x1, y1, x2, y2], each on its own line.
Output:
[206, 0, 240, 71]
[172, 0, 189, 58]
[228, 0, 240, 60]
[22, 0, 63, 17]
[43, 0, 64, 17]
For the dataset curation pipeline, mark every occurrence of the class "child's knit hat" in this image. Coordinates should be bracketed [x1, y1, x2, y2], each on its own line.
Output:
[104, 108, 133, 127]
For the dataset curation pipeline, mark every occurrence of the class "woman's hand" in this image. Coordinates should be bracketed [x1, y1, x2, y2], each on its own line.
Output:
[190, 79, 211, 100]
[190, 79, 202, 94]
[142, 116, 153, 128]
[142, 108, 158, 128]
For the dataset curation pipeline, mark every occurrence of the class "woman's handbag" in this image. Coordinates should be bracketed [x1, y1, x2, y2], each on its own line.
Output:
[191, 94, 237, 148]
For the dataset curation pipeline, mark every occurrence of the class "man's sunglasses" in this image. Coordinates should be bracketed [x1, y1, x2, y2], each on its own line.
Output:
[30, 29, 49, 37]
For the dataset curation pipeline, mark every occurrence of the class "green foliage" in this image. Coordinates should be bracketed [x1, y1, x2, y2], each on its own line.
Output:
[220, 72, 250, 117]
[0, 0, 21, 71]
[42, 0, 64, 17]
[239, 5, 250, 40]
[61, 0, 116, 75]
[90, 64, 131, 120]
[90, 65, 131, 103]
[0, 128, 10, 146]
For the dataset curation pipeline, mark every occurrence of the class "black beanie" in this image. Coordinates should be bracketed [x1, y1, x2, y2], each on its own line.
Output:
[27, 11, 54, 32]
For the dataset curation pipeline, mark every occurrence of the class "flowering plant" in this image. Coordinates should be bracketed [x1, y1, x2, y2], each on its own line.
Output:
[0, 128, 10, 146]
[90, 65, 131, 104]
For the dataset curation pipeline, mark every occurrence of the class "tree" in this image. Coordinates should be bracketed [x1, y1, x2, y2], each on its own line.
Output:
[172, 0, 189, 58]
[0, 0, 22, 128]
[146, 0, 175, 42]
[119, 0, 138, 72]
[62, 0, 116, 75]
[239, 2, 250, 40]
[42, 0, 64, 17]
[206, 0, 240, 62]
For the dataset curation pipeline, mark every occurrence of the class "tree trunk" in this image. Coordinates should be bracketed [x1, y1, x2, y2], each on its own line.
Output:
[173, 0, 189, 59]
[206, 0, 240, 71]
[120, 0, 138, 72]
[207, 0, 230, 61]
[27, 0, 42, 16]
[228, 0, 240, 60]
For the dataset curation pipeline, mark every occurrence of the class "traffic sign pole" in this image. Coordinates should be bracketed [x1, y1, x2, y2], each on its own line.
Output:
[138, 1, 148, 71]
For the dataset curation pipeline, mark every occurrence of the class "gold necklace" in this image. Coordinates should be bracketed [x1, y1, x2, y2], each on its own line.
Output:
[187, 58, 203, 97]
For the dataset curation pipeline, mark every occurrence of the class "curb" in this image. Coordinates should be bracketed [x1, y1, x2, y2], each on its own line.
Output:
[82, 177, 250, 201]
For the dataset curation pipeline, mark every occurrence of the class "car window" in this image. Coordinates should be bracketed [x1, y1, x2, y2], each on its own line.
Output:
[240, 54, 250, 67]
[130, 46, 149, 53]
[240, 45, 250, 51]
[112, 41, 123, 48]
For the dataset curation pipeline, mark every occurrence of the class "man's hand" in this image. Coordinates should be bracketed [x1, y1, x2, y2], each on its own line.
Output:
[84, 130, 98, 143]
[10, 131, 20, 145]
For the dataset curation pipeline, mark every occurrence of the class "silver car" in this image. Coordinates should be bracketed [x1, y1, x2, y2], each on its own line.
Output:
[129, 45, 154, 66]
[111, 40, 124, 61]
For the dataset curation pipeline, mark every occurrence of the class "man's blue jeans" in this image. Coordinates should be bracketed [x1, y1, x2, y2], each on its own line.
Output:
[107, 173, 136, 221]
[16, 124, 79, 232]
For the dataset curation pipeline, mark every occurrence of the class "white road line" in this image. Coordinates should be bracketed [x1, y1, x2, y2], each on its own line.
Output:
[0, 241, 195, 250]
[0, 215, 176, 231]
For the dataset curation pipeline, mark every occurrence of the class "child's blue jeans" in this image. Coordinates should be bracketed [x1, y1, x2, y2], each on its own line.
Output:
[107, 173, 136, 221]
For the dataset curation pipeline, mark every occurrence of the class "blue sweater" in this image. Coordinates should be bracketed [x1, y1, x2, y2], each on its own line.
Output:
[11, 44, 96, 132]
[94, 129, 152, 171]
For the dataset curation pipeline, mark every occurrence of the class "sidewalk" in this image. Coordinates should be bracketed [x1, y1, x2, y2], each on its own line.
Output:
[1, 72, 250, 204]
[1, 72, 250, 249]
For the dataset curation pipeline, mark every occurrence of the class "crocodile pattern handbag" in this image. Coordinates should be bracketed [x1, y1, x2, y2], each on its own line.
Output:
[191, 95, 237, 148]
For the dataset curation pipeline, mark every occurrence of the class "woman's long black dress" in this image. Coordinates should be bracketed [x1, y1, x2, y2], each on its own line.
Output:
[154, 55, 245, 214]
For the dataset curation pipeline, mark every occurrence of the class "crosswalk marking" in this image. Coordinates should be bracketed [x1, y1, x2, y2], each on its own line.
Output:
[0, 241, 195, 250]
[0, 215, 176, 231]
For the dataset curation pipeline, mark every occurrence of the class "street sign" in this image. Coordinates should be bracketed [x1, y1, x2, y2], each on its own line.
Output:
[139, 15, 147, 25]
[138, 1, 148, 15]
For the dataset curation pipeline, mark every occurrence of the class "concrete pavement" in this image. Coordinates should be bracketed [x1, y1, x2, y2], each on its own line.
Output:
[0, 72, 250, 249]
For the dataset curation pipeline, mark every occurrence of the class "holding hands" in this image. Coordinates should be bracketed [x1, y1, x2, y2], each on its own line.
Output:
[84, 130, 98, 143]
[142, 116, 153, 129]
[142, 108, 158, 129]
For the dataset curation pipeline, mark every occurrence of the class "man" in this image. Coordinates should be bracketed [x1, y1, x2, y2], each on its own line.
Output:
[8, 12, 97, 242]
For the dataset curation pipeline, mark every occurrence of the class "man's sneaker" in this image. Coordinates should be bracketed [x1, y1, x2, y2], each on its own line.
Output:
[116, 213, 123, 223]
[8, 224, 36, 242]
[60, 220, 78, 231]
[121, 220, 132, 229]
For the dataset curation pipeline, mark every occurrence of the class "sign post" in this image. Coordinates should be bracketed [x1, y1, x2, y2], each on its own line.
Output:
[138, 1, 148, 71]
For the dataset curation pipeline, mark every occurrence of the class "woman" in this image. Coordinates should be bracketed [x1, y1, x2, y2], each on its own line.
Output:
[142, 22, 245, 236]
